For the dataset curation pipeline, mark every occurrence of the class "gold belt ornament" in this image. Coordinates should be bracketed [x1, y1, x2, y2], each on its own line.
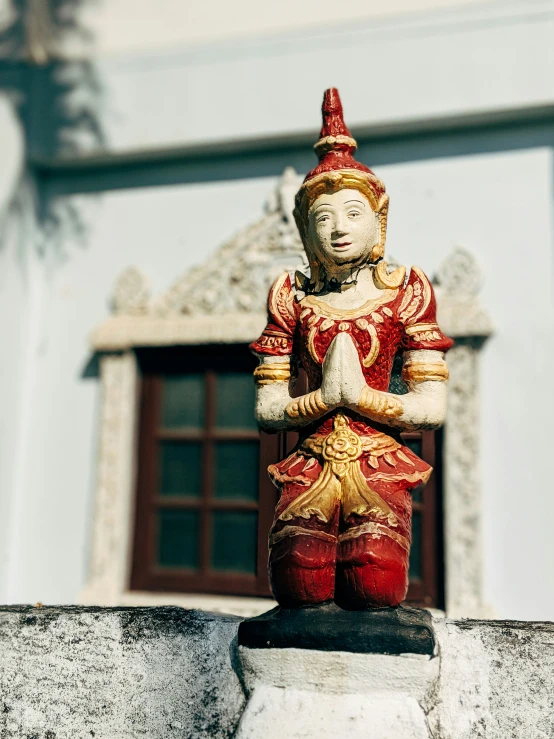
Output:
[278, 414, 400, 527]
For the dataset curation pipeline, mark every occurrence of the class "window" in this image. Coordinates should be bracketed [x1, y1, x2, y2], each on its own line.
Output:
[131, 346, 278, 596]
[131, 346, 444, 608]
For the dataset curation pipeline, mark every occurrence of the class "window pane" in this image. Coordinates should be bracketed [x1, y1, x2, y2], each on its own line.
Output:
[159, 441, 202, 497]
[215, 373, 257, 429]
[161, 374, 204, 429]
[214, 441, 259, 500]
[409, 511, 422, 580]
[412, 484, 423, 503]
[389, 354, 408, 395]
[157, 510, 199, 569]
[403, 436, 422, 458]
[211, 511, 258, 573]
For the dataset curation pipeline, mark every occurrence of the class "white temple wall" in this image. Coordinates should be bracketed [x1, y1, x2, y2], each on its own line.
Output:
[60, 0, 486, 55]
[29, 1, 554, 161]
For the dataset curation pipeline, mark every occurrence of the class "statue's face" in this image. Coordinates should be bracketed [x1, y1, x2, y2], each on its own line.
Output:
[307, 188, 380, 268]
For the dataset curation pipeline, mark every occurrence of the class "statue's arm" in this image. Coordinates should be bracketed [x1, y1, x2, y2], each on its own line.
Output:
[352, 349, 449, 431]
[254, 355, 335, 431]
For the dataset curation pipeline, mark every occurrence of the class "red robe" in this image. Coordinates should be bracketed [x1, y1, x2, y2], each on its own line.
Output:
[251, 268, 453, 609]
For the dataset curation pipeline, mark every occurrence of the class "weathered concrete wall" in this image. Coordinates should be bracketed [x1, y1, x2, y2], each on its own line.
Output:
[0, 607, 553, 738]
[429, 618, 554, 739]
[0, 606, 245, 739]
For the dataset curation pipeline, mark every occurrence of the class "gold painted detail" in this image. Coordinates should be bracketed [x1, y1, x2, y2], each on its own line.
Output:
[362, 324, 380, 368]
[338, 522, 409, 552]
[256, 334, 290, 350]
[398, 284, 413, 315]
[269, 272, 296, 332]
[299, 290, 397, 321]
[405, 322, 443, 343]
[412, 331, 444, 343]
[286, 388, 328, 420]
[373, 261, 406, 290]
[358, 385, 404, 419]
[397, 449, 415, 467]
[269, 525, 337, 548]
[254, 362, 291, 385]
[399, 266, 432, 325]
[305, 311, 381, 368]
[279, 414, 400, 526]
[404, 322, 439, 336]
[307, 323, 320, 363]
[402, 361, 449, 384]
[314, 134, 358, 155]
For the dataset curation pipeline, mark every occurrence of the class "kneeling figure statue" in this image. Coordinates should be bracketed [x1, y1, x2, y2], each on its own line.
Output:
[251, 88, 453, 610]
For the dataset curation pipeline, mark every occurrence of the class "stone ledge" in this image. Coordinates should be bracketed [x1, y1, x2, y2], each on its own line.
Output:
[0, 607, 553, 738]
[0, 606, 245, 739]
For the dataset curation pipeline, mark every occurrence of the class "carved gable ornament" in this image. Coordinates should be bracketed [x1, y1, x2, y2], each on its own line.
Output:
[91, 169, 491, 351]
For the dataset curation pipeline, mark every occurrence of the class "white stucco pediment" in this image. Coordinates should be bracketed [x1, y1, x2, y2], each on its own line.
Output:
[92, 167, 307, 350]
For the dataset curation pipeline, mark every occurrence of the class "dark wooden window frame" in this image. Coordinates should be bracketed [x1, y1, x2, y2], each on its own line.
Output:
[404, 428, 444, 609]
[131, 346, 277, 597]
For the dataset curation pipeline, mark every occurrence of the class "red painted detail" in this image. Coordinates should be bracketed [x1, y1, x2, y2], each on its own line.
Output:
[336, 534, 410, 609]
[302, 88, 385, 198]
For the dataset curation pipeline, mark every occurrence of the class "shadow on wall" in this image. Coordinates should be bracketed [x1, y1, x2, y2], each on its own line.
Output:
[0, 0, 103, 261]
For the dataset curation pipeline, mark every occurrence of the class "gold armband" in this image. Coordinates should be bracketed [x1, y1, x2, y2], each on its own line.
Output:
[286, 389, 328, 420]
[404, 323, 444, 343]
[401, 361, 449, 385]
[358, 386, 403, 419]
[253, 362, 291, 385]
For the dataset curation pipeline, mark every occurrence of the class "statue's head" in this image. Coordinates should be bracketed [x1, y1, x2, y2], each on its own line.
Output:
[294, 89, 403, 291]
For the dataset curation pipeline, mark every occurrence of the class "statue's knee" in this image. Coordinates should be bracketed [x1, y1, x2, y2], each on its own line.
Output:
[269, 531, 337, 607]
[335, 533, 409, 609]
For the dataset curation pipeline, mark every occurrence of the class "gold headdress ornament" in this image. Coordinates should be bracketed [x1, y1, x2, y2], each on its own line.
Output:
[293, 88, 405, 290]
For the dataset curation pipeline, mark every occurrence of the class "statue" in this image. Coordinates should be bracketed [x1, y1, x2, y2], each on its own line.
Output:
[250, 88, 452, 611]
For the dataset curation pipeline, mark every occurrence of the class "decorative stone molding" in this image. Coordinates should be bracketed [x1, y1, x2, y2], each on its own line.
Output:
[92, 167, 306, 352]
[81, 352, 138, 605]
[84, 170, 493, 617]
[435, 246, 493, 341]
[111, 266, 151, 316]
[434, 247, 494, 618]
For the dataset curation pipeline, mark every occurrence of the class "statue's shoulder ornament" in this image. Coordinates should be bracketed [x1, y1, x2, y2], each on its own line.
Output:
[397, 266, 454, 351]
[267, 271, 297, 332]
[397, 266, 433, 326]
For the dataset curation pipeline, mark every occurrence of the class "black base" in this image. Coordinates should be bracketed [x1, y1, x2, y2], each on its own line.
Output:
[238, 602, 435, 656]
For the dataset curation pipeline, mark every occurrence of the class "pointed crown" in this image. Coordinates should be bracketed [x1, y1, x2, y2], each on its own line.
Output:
[302, 88, 384, 198]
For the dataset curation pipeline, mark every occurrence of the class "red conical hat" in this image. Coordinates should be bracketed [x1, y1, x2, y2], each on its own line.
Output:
[303, 88, 384, 198]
